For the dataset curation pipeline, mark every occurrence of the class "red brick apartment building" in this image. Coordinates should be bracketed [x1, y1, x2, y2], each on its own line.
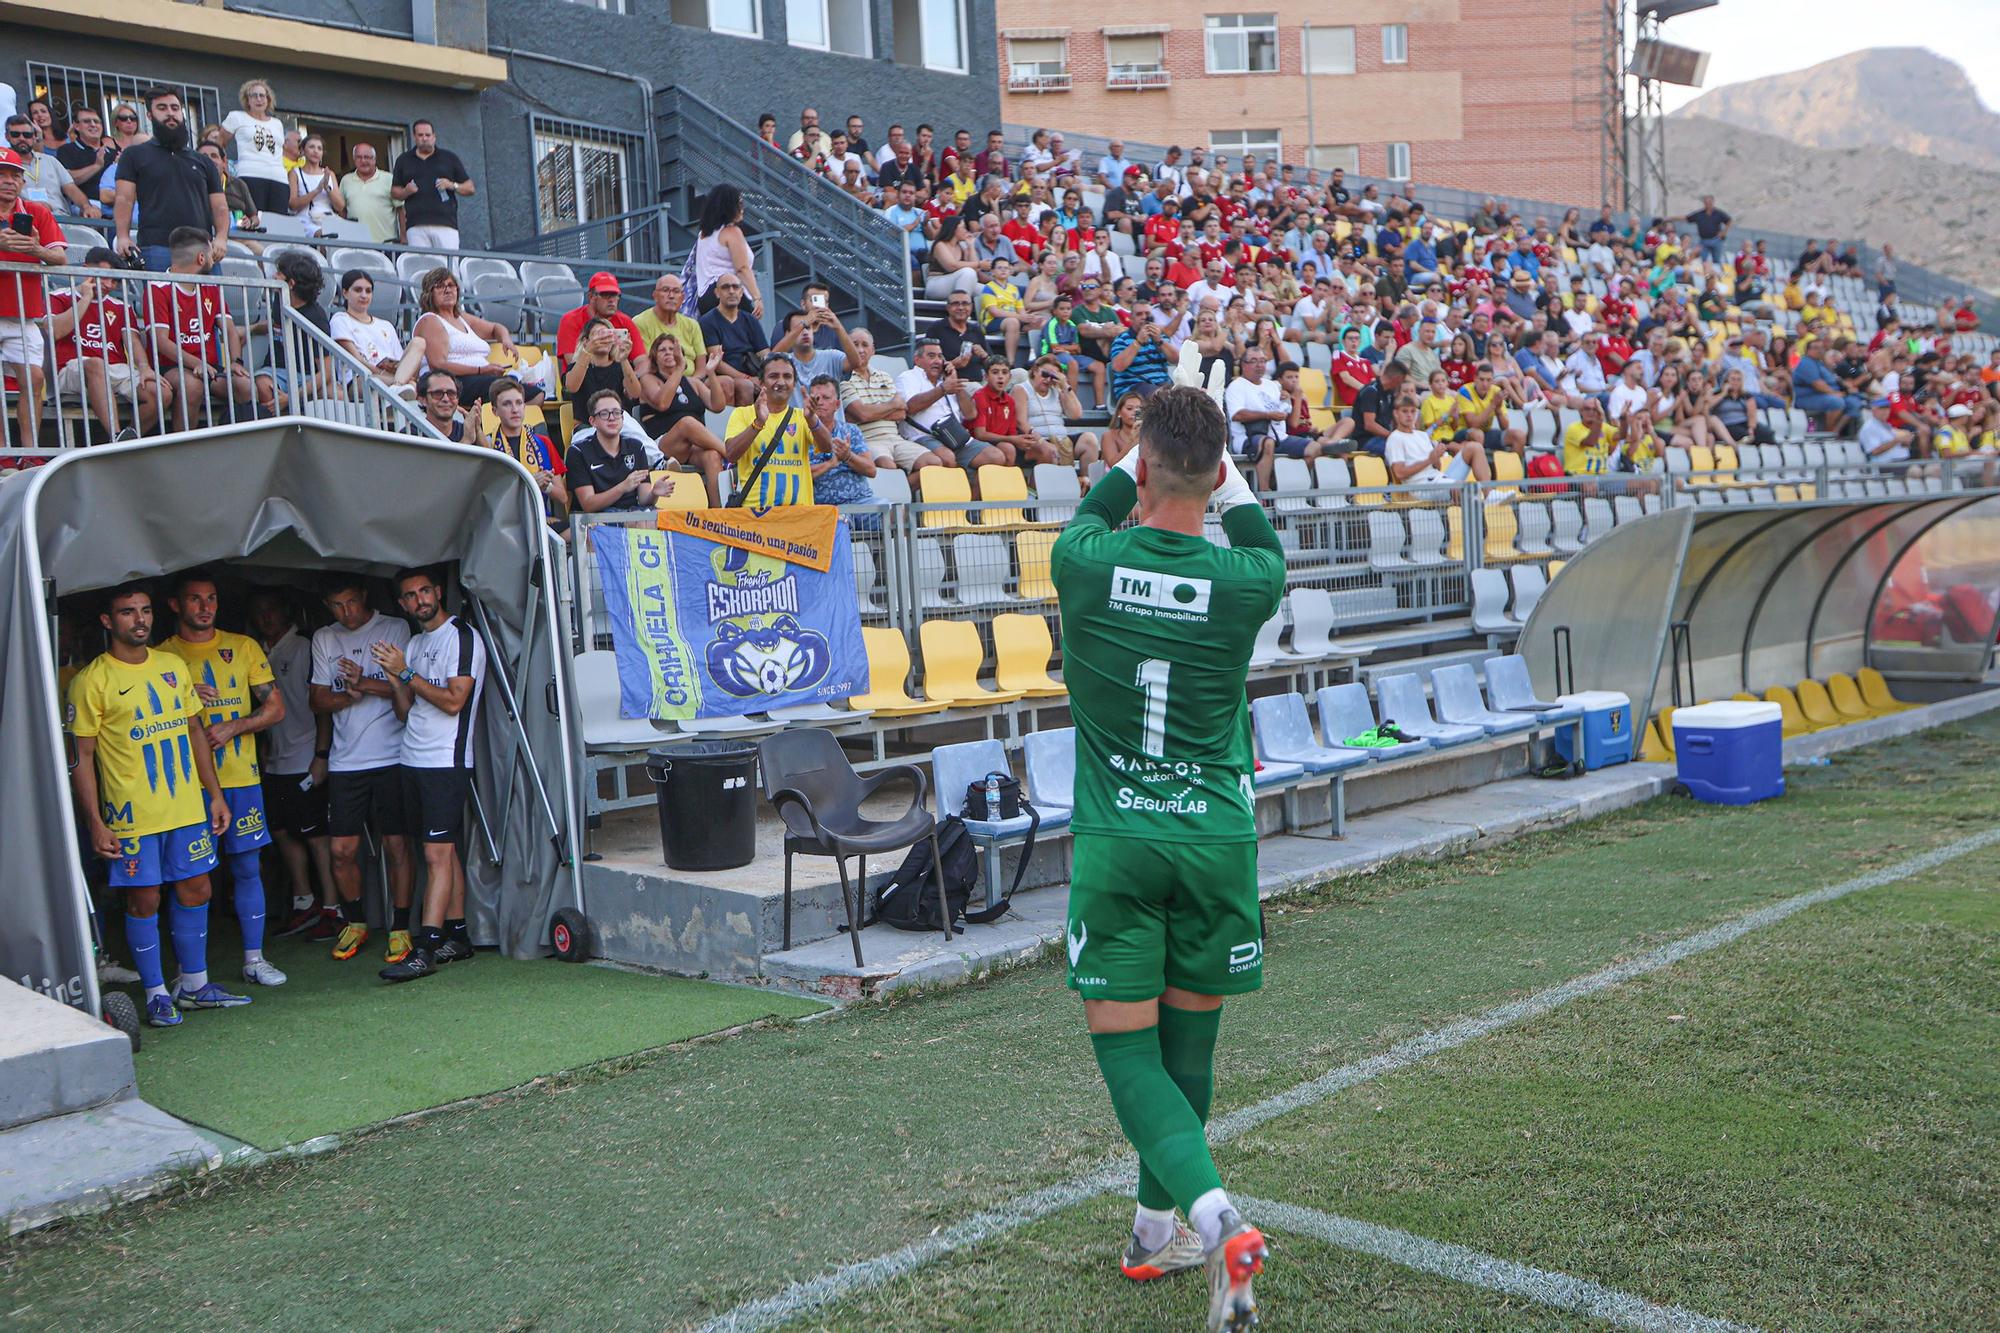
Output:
[996, 0, 1611, 205]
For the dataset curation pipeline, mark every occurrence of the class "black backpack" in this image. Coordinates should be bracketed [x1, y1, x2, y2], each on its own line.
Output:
[869, 775, 1039, 934]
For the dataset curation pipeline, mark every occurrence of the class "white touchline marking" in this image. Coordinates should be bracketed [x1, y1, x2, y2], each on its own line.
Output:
[698, 826, 2000, 1332]
[1239, 1197, 1762, 1333]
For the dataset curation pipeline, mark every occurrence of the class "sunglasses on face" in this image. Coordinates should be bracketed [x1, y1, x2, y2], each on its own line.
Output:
[427, 389, 459, 399]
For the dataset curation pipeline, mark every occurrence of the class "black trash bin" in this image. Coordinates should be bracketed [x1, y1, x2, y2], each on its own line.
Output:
[645, 742, 760, 871]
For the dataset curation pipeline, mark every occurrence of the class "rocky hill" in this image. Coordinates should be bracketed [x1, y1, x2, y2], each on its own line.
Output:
[1672, 47, 2000, 173]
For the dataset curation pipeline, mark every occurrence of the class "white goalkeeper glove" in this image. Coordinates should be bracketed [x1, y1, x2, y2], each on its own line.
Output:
[1209, 460, 1259, 513]
[1113, 443, 1143, 481]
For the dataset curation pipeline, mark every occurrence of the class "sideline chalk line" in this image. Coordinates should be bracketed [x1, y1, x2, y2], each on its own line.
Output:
[699, 825, 2000, 1331]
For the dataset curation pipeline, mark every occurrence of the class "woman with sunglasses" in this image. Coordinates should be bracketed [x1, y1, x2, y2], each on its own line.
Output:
[1014, 354, 1098, 475]
[221, 79, 290, 216]
[412, 267, 528, 408]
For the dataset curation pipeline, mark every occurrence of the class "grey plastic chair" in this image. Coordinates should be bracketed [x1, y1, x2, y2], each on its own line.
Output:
[1509, 565, 1548, 624]
[758, 728, 948, 964]
[1375, 673, 1485, 746]
[934, 737, 1062, 906]
[1430, 664, 1537, 736]
[1250, 694, 1371, 774]
[1482, 655, 1582, 723]
[1315, 682, 1431, 756]
[1470, 568, 1519, 634]
[1021, 727, 1076, 814]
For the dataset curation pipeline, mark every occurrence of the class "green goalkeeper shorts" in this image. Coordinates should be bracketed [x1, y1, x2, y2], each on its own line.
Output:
[1065, 833, 1264, 1002]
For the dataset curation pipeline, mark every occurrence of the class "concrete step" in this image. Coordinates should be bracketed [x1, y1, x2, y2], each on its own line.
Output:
[0, 979, 136, 1132]
[1, 1097, 222, 1237]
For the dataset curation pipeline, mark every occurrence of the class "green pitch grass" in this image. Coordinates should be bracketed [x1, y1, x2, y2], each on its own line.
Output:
[5, 716, 1996, 1332]
[124, 942, 825, 1150]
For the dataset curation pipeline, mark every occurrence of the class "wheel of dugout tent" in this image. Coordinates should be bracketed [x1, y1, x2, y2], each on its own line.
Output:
[550, 908, 592, 963]
[1670, 781, 1691, 799]
[102, 991, 142, 1052]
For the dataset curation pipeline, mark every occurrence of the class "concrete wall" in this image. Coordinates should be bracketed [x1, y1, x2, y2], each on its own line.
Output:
[6, 0, 998, 251]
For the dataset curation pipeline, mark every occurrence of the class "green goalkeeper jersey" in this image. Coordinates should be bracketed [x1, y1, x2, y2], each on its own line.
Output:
[1051, 469, 1286, 843]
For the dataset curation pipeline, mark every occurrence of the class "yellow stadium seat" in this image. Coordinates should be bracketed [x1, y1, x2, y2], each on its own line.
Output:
[1480, 504, 1518, 563]
[1796, 678, 1845, 729]
[1686, 444, 1716, 480]
[1711, 443, 1741, 484]
[1350, 455, 1390, 506]
[1730, 692, 1757, 702]
[1762, 685, 1820, 738]
[1826, 673, 1879, 720]
[1297, 368, 1337, 428]
[1773, 484, 1800, 503]
[1639, 719, 1670, 762]
[1445, 506, 1466, 561]
[919, 620, 1026, 708]
[1492, 450, 1525, 483]
[1014, 530, 1056, 600]
[975, 465, 1030, 527]
[991, 613, 1067, 699]
[1333, 218, 1353, 241]
[651, 470, 708, 511]
[1857, 668, 1914, 714]
[555, 401, 576, 448]
[847, 628, 949, 717]
[1796, 483, 1816, 501]
[1546, 559, 1566, 578]
[917, 467, 975, 529]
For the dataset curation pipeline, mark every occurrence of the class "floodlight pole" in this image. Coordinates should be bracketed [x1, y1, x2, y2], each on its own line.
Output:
[1302, 22, 1316, 171]
[1633, 9, 1668, 218]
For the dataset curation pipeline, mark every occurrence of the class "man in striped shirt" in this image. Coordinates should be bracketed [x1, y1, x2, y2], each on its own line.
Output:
[1109, 318, 1174, 402]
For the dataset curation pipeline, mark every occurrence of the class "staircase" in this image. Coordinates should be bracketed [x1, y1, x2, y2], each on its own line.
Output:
[655, 85, 916, 351]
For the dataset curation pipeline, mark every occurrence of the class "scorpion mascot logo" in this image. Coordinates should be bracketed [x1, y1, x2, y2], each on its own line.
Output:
[702, 544, 834, 699]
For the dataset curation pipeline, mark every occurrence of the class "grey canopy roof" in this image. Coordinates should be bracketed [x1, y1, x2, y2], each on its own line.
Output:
[0, 421, 582, 1017]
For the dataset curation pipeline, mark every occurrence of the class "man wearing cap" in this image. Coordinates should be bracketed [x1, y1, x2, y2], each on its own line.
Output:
[0, 144, 68, 448]
[1858, 397, 1913, 465]
[555, 272, 647, 374]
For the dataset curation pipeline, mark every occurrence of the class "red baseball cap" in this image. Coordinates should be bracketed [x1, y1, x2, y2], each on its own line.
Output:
[0, 147, 26, 174]
[586, 272, 620, 294]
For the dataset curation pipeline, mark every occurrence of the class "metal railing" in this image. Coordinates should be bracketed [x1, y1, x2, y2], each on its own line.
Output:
[656, 85, 914, 348]
[0, 261, 440, 457]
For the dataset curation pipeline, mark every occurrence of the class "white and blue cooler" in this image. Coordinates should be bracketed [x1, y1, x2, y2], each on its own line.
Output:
[1552, 691, 1633, 770]
[1671, 700, 1785, 805]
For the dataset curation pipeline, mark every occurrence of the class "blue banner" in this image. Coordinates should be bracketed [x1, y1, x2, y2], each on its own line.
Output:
[591, 518, 867, 721]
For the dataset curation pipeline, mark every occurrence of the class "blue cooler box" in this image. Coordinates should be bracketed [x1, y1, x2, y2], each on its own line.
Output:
[1553, 691, 1633, 770]
[1672, 701, 1785, 805]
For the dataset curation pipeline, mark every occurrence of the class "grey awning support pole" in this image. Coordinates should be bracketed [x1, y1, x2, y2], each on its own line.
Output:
[467, 594, 566, 855]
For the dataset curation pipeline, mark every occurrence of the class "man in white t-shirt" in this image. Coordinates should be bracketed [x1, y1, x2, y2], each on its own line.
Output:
[250, 589, 338, 941]
[1858, 398, 1912, 465]
[894, 338, 981, 467]
[1224, 350, 1289, 490]
[1384, 395, 1490, 484]
[375, 567, 487, 982]
[309, 576, 416, 966]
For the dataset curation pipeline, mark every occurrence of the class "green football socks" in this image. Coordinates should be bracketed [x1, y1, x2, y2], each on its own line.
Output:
[1134, 1004, 1222, 1211]
[1092, 1019, 1224, 1216]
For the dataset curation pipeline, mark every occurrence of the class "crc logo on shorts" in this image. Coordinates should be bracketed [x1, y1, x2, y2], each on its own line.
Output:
[1109, 567, 1212, 622]
[1228, 940, 1263, 974]
[233, 806, 266, 838]
[185, 830, 214, 861]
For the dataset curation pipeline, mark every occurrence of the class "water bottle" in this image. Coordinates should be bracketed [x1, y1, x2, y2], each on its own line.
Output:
[984, 774, 1001, 821]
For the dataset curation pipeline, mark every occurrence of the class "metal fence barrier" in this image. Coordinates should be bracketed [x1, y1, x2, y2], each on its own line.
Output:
[0, 262, 435, 457]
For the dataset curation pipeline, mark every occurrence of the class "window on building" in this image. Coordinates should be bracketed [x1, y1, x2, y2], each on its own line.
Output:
[564, 0, 628, 11]
[533, 118, 642, 260]
[1386, 141, 1411, 180]
[1008, 38, 1070, 92]
[892, 0, 966, 72]
[1204, 13, 1278, 74]
[1105, 32, 1170, 89]
[26, 61, 223, 140]
[788, 0, 871, 55]
[1310, 144, 1359, 174]
[672, 0, 761, 37]
[1212, 129, 1281, 167]
[1302, 26, 1355, 75]
[1381, 23, 1408, 64]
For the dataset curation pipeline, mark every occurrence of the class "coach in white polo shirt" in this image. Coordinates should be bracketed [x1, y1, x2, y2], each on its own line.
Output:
[309, 574, 417, 966]
[374, 566, 486, 983]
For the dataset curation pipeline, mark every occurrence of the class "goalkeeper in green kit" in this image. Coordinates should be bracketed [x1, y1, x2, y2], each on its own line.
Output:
[1051, 386, 1285, 1330]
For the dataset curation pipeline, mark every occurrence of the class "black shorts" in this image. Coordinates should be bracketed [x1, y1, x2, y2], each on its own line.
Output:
[401, 766, 471, 845]
[264, 769, 329, 838]
[327, 766, 408, 840]
[1275, 434, 1318, 459]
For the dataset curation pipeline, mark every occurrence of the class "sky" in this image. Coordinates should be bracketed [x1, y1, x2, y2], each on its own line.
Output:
[1652, 1, 2000, 113]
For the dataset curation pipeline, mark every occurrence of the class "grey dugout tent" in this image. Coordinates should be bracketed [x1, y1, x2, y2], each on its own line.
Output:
[0, 421, 584, 1018]
[1515, 492, 2000, 729]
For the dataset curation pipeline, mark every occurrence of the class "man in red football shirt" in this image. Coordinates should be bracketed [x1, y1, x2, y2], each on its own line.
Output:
[145, 226, 258, 432]
[0, 145, 68, 448]
[49, 247, 168, 440]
